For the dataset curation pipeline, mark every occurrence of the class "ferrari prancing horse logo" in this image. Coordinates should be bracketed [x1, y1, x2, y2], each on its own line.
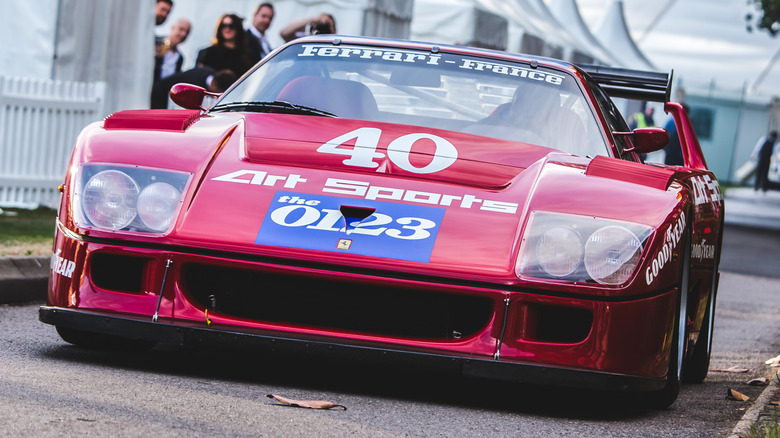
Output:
[337, 239, 353, 250]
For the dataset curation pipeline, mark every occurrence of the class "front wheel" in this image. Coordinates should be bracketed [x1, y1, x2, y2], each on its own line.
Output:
[683, 269, 718, 383]
[645, 229, 691, 409]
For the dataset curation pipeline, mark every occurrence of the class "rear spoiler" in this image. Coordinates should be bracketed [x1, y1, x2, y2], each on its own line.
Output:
[576, 64, 672, 103]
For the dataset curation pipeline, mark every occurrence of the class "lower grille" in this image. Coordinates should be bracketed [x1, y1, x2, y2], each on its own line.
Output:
[90, 253, 148, 293]
[180, 263, 494, 341]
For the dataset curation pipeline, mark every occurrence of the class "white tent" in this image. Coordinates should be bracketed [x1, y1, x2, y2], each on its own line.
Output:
[473, 0, 560, 56]
[591, 0, 657, 70]
[1, 0, 153, 115]
[0, 1, 58, 80]
[413, 0, 612, 64]
[545, 0, 621, 66]
[515, 0, 601, 63]
[410, 0, 508, 50]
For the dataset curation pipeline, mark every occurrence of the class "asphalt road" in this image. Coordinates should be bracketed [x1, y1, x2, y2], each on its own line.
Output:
[0, 223, 777, 437]
[720, 224, 780, 279]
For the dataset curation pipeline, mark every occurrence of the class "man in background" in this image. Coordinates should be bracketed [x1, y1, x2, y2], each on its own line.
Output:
[152, 18, 192, 108]
[755, 130, 778, 192]
[246, 3, 275, 65]
[155, 0, 173, 26]
[628, 101, 655, 130]
[151, 67, 237, 109]
[154, 18, 191, 81]
[662, 104, 690, 166]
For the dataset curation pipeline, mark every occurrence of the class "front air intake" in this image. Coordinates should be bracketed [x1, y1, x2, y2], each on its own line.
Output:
[181, 263, 494, 341]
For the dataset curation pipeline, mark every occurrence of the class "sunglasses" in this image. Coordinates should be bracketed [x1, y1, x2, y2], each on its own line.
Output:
[220, 21, 239, 30]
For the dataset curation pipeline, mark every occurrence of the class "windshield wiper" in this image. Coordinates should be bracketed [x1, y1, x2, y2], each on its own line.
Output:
[210, 101, 337, 117]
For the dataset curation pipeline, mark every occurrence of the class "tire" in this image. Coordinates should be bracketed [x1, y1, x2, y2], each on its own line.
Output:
[56, 326, 156, 351]
[646, 229, 691, 409]
[682, 268, 718, 383]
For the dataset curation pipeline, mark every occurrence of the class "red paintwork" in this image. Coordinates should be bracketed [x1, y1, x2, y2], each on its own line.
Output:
[46, 36, 724, 394]
[666, 102, 708, 170]
[242, 114, 555, 189]
[104, 109, 201, 132]
[586, 155, 676, 190]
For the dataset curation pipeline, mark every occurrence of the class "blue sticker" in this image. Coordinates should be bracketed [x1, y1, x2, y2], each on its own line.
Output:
[256, 191, 445, 263]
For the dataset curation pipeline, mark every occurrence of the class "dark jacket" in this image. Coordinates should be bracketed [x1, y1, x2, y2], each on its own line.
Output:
[151, 66, 216, 109]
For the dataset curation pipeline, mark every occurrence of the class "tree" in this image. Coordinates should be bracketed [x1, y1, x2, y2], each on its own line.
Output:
[746, 0, 780, 36]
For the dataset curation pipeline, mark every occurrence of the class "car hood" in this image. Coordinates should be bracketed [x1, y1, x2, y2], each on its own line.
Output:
[240, 114, 556, 190]
[86, 112, 671, 284]
[163, 113, 572, 282]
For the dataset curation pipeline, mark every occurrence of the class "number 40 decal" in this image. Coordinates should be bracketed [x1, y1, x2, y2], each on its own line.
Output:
[316, 127, 458, 174]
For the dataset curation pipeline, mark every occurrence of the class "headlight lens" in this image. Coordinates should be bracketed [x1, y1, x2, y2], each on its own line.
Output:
[74, 164, 192, 234]
[138, 182, 181, 232]
[537, 227, 583, 277]
[517, 211, 652, 285]
[82, 170, 139, 230]
[583, 225, 642, 284]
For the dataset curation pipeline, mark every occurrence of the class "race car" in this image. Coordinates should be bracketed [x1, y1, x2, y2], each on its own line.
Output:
[40, 35, 723, 408]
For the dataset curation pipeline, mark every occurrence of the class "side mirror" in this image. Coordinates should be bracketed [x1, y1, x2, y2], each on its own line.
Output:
[169, 83, 220, 110]
[613, 127, 669, 154]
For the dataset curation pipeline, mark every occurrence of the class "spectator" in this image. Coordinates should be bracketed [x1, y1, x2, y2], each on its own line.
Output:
[152, 18, 191, 108]
[196, 13, 252, 78]
[151, 67, 237, 109]
[662, 104, 690, 166]
[155, 0, 173, 26]
[280, 13, 336, 42]
[754, 130, 778, 192]
[154, 18, 191, 81]
[628, 101, 655, 130]
[627, 102, 655, 160]
[246, 3, 275, 65]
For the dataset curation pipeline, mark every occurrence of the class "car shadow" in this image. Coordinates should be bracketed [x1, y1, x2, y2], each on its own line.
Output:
[40, 341, 659, 420]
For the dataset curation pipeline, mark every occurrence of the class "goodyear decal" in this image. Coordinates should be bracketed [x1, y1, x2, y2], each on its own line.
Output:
[692, 239, 716, 260]
[51, 249, 75, 278]
[255, 191, 445, 263]
[645, 212, 686, 285]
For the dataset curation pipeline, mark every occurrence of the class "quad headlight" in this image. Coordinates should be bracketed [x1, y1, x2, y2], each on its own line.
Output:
[73, 163, 192, 234]
[517, 211, 652, 285]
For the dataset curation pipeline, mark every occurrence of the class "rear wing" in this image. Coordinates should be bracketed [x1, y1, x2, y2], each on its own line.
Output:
[577, 64, 672, 103]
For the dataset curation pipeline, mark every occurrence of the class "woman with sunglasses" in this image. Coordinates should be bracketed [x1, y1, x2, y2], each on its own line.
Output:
[196, 13, 251, 78]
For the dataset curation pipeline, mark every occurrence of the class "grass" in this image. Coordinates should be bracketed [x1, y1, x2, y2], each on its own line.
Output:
[0, 207, 57, 256]
[747, 408, 780, 438]
[747, 372, 780, 438]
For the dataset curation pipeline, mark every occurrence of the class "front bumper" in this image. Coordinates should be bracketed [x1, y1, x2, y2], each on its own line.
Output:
[40, 305, 666, 393]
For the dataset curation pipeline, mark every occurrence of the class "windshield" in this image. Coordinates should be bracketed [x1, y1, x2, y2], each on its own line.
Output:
[217, 42, 608, 157]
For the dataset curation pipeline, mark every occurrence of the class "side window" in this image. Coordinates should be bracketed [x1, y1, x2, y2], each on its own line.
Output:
[582, 74, 639, 162]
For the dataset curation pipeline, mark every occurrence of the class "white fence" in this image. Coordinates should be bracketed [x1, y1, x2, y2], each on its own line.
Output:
[0, 76, 106, 209]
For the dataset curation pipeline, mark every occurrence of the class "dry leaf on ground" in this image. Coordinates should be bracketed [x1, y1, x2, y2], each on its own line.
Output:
[710, 366, 750, 373]
[747, 377, 768, 386]
[266, 394, 347, 410]
[765, 354, 780, 367]
[726, 388, 750, 401]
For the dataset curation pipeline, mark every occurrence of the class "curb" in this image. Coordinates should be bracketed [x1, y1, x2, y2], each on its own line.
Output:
[0, 256, 49, 304]
[728, 372, 779, 437]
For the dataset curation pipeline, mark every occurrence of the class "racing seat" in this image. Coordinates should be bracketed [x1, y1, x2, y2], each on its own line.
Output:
[276, 76, 378, 120]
